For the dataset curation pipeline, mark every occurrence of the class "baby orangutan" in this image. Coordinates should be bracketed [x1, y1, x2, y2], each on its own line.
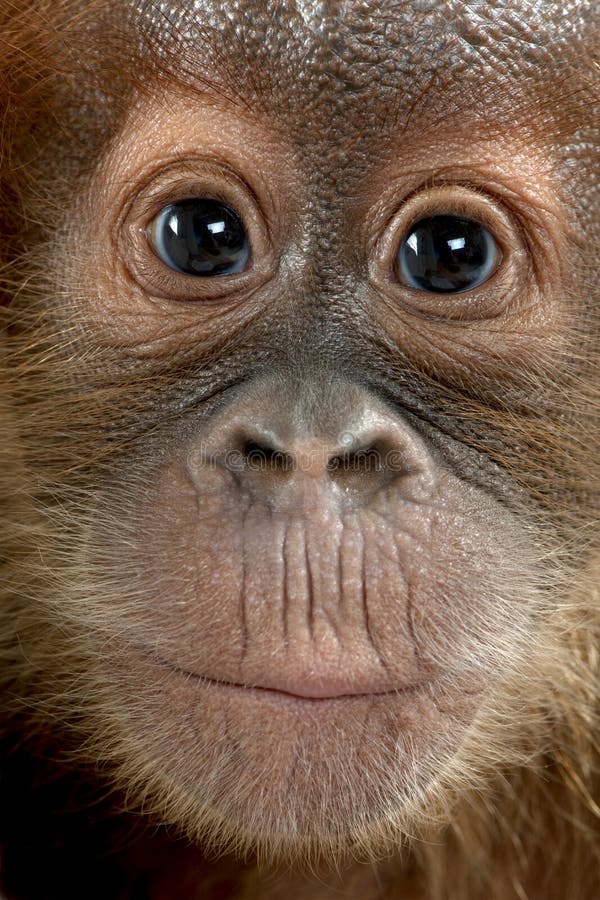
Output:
[0, 1, 598, 898]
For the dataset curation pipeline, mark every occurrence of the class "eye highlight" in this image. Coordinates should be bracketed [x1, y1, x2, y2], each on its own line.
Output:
[149, 199, 250, 276]
[396, 215, 501, 294]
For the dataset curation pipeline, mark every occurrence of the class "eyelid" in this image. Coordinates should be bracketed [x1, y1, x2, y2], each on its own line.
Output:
[369, 183, 515, 269]
[119, 157, 258, 225]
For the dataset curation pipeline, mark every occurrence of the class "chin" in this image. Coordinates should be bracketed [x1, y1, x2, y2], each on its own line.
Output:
[83, 641, 490, 863]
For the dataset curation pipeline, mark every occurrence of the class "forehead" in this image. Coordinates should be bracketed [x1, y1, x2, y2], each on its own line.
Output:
[135, 1, 592, 95]
[126, 0, 596, 158]
[139, 0, 590, 56]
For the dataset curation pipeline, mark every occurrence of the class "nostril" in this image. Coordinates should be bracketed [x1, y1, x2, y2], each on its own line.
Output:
[327, 446, 384, 475]
[242, 440, 295, 472]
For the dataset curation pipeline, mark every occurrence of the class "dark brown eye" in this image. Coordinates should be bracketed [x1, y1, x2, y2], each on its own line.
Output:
[150, 199, 250, 276]
[396, 215, 501, 294]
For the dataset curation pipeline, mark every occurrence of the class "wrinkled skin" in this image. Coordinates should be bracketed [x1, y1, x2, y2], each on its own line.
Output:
[0, 1, 598, 899]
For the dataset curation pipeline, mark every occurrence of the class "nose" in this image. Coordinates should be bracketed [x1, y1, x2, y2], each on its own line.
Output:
[188, 380, 435, 507]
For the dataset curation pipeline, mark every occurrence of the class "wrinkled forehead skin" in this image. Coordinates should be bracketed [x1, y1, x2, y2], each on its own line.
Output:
[133, 0, 596, 134]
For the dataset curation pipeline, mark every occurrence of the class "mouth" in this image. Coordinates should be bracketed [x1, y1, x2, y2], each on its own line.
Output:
[160, 659, 429, 703]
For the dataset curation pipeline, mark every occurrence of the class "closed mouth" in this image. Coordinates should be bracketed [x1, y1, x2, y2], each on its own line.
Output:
[163, 660, 426, 703]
